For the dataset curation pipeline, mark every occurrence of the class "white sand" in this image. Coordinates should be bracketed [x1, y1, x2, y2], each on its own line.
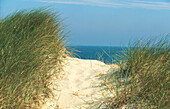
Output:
[42, 57, 118, 109]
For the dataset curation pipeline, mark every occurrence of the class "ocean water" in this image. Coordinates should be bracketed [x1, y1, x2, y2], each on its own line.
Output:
[66, 46, 127, 64]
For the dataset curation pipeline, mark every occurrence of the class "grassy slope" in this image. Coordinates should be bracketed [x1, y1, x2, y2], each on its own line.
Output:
[0, 8, 67, 108]
[99, 37, 170, 109]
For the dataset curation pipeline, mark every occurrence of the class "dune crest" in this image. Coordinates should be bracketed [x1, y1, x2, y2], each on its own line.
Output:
[42, 57, 118, 109]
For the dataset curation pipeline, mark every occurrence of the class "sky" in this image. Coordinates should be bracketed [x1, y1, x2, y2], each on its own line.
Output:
[0, 0, 170, 46]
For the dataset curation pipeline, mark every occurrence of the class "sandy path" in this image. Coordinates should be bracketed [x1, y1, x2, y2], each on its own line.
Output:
[42, 57, 117, 109]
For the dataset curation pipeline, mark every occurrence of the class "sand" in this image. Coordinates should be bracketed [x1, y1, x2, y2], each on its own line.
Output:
[41, 57, 118, 109]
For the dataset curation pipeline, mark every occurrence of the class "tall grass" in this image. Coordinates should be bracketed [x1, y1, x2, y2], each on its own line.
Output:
[99, 37, 170, 109]
[0, 8, 67, 108]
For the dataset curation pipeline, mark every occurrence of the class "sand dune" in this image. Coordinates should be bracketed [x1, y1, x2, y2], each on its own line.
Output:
[42, 57, 118, 109]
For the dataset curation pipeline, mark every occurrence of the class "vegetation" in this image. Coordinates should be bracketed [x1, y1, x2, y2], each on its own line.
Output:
[0, 8, 67, 108]
[1, 7, 169, 109]
[99, 36, 170, 109]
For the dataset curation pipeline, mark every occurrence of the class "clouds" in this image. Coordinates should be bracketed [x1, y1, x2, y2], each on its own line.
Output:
[37, 0, 170, 10]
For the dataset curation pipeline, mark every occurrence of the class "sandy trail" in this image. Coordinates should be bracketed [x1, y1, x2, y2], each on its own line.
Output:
[42, 57, 117, 109]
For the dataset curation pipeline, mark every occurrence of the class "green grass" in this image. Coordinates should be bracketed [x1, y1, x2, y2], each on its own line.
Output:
[0, 8, 67, 108]
[99, 37, 170, 109]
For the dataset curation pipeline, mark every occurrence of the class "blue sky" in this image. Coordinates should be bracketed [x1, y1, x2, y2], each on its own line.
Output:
[1, 0, 170, 46]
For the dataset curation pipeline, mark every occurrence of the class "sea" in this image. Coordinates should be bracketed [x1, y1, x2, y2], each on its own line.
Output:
[66, 46, 127, 64]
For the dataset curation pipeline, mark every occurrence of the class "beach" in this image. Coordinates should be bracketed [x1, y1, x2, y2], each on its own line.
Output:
[42, 57, 118, 109]
[1, 5, 169, 109]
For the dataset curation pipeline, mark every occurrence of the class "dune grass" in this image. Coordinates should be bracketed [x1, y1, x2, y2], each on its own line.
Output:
[0, 8, 67, 108]
[99, 37, 170, 109]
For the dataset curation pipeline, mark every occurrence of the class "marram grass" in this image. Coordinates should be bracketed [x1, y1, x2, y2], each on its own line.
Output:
[99, 37, 170, 109]
[0, 8, 67, 108]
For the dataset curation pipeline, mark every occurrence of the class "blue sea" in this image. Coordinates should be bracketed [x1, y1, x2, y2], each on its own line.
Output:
[66, 46, 127, 64]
